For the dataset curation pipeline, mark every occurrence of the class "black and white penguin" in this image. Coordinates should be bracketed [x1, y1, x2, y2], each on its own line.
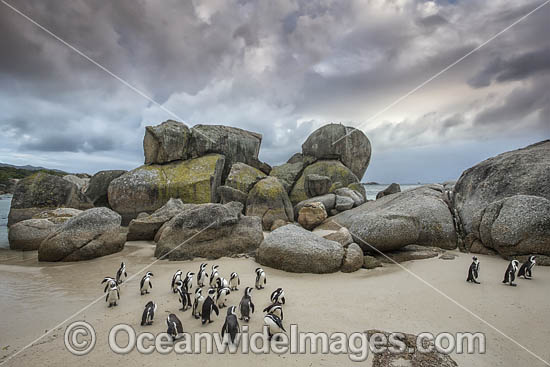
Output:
[503, 260, 520, 286]
[221, 306, 240, 345]
[140, 271, 154, 295]
[102, 276, 117, 293]
[105, 283, 120, 307]
[141, 301, 157, 326]
[518, 256, 536, 279]
[466, 256, 480, 284]
[216, 287, 231, 308]
[201, 288, 219, 324]
[270, 288, 286, 304]
[264, 313, 286, 341]
[183, 272, 195, 292]
[171, 270, 182, 293]
[197, 263, 208, 287]
[192, 288, 205, 319]
[166, 314, 184, 341]
[216, 277, 229, 290]
[229, 272, 240, 291]
[263, 302, 284, 320]
[210, 265, 220, 288]
[255, 268, 266, 290]
[239, 287, 255, 322]
[177, 285, 192, 311]
[116, 262, 127, 285]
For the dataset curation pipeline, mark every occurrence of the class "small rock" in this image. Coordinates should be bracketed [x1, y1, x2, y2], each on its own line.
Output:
[335, 195, 354, 211]
[297, 202, 327, 230]
[439, 253, 456, 260]
[341, 243, 364, 273]
[323, 227, 353, 246]
[376, 183, 401, 199]
[305, 174, 331, 197]
[363, 255, 382, 269]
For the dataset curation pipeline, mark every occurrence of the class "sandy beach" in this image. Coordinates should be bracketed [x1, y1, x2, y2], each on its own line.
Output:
[1, 241, 549, 367]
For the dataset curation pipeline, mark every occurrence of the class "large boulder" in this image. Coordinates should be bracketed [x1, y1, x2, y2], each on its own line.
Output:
[38, 207, 126, 261]
[8, 219, 58, 251]
[472, 195, 550, 257]
[454, 140, 550, 235]
[143, 120, 192, 164]
[335, 195, 354, 211]
[290, 160, 360, 205]
[8, 172, 92, 226]
[225, 163, 266, 193]
[63, 175, 89, 192]
[85, 170, 127, 208]
[127, 198, 196, 241]
[305, 174, 331, 197]
[155, 202, 263, 260]
[108, 154, 225, 223]
[245, 177, 294, 231]
[302, 123, 372, 179]
[269, 161, 303, 193]
[297, 202, 328, 230]
[376, 183, 401, 199]
[329, 185, 457, 252]
[217, 185, 248, 207]
[256, 224, 345, 273]
[341, 243, 364, 273]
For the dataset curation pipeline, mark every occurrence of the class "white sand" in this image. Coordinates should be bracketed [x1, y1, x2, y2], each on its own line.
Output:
[0, 241, 549, 366]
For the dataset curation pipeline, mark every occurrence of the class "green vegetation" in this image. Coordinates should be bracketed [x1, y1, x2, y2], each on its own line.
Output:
[0, 166, 66, 191]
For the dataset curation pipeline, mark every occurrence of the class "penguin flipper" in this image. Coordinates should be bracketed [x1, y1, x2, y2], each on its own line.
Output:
[221, 321, 227, 337]
[116, 289, 120, 299]
[213, 304, 219, 316]
[250, 302, 255, 313]
[105, 293, 109, 302]
[149, 281, 153, 289]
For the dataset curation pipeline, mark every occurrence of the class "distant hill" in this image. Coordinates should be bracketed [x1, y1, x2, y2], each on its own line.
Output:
[0, 162, 65, 173]
[0, 163, 68, 193]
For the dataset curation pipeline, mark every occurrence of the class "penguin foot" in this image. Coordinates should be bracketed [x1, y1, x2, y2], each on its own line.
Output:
[209, 320, 214, 323]
[474, 281, 480, 284]
[525, 277, 532, 280]
[510, 283, 517, 287]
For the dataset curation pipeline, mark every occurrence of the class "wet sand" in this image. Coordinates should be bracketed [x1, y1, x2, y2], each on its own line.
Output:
[0, 241, 549, 366]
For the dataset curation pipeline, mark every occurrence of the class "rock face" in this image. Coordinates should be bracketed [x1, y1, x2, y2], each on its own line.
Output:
[127, 198, 196, 241]
[269, 162, 303, 193]
[245, 177, 294, 231]
[376, 183, 401, 199]
[143, 120, 192, 164]
[330, 185, 457, 252]
[454, 140, 550, 235]
[155, 202, 263, 260]
[38, 207, 126, 262]
[341, 243, 363, 273]
[297, 202, 327, 230]
[217, 185, 248, 207]
[108, 154, 225, 223]
[305, 174, 331, 197]
[85, 170, 127, 207]
[8, 172, 92, 226]
[471, 195, 550, 257]
[256, 224, 345, 273]
[8, 219, 57, 251]
[290, 160, 360, 205]
[301, 123, 372, 179]
[225, 163, 266, 193]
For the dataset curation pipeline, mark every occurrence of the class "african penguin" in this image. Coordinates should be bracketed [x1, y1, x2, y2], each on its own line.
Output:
[216, 287, 231, 308]
[238, 287, 255, 322]
[503, 260, 520, 286]
[466, 256, 480, 284]
[201, 288, 219, 324]
[518, 256, 536, 279]
[197, 263, 208, 287]
[171, 270, 182, 293]
[116, 262, 127, 285]
[216, 277, 229, 290]
[264, 313, 286, 341]
[105, 283, 120, 307]
[102, 276, 117, 293]
[255, 268, 266, 290]
[221, 306, 240, 345]
[166, 314, 184, 341]
[270, 288, 286, 304]
[192, 288, 205, 319]
[182, 272, 195, 291]
[209, 265, 220, 288]
[263, 302, 284, 320]
[177, 285, 192, 311]
[229, 272, 240, 291]
[141, 301, 157, 326]
[140, 272, 154, 295]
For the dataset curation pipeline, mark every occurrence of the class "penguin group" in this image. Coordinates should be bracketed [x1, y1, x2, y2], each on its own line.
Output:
[466, 255, 537, 287]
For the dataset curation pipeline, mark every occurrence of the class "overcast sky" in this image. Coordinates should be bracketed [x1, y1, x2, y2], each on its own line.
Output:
[1, 0, 549, 183]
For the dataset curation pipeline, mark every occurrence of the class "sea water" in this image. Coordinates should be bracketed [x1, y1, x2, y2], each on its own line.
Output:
[0, 194, 12, 249]
[363, 184, 422, 200]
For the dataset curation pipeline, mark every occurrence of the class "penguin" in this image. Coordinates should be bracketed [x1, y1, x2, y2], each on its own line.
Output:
[238, 287, 255, 322]
[270, 288, 286, 304]
[102, 276, 117, 293]
[503, 260, 520, 286]
[216, 287, 231, 308]
[264, 313, 286, 341]
[201, 288, 220, 324]
[263, 302, 284, 320]
[192, 287, 205, 319]
[197, 263, 208, 287]
[255, 268, 266, 290]
[105, 283, 120, 307]
[216, 277, 229, 289]
[518, 256, 536, 279]
[209, 265, 220, 288]
[166, 314, 184, 341]
[177, 285, 192, 311]
[116, 262, 127, 285]
[140, 272, 154, 295]
[171, 270, 182, 293]
[229, 272, 240, 291]
[221, 306, 240, 345]
[141, 301, 157, 326]
[466, 256, 480, 284]
[182, 272, 195, 291]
